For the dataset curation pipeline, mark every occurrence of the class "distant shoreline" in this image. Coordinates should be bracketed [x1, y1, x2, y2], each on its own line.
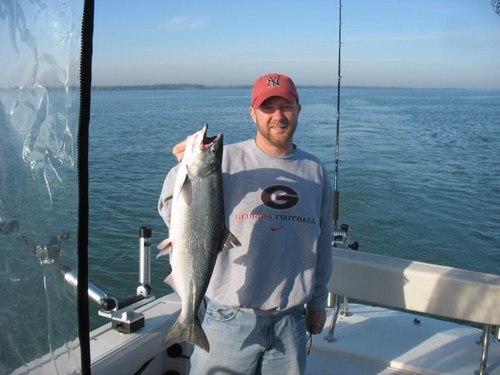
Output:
[90, 83, 337, 91]
[90, 84, 475, 91]
[1, 84, 491, 92]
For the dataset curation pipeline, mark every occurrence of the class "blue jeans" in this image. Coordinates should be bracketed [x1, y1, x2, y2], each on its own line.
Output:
[189, 300, 307, 375]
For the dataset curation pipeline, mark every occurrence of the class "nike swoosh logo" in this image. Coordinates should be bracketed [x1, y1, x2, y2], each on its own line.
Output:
[271, 226, 283, 232]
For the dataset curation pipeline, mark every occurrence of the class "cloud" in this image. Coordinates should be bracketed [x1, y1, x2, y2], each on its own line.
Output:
[167, 16, 206, 30]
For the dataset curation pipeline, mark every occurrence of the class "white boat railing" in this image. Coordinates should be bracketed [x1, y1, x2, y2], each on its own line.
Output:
[327, 248, 500, 374]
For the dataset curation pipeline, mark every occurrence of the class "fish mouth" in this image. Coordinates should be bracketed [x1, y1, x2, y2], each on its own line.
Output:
[200, 124, 222, 151]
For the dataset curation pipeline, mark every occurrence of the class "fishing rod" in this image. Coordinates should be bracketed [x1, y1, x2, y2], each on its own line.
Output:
[333, 0, 342, 229]
[332, 0, 358, 250]
[327, 1, 359, 330]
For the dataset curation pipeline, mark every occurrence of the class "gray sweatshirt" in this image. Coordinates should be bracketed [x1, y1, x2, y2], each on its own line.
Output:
[158, 139, 332, 313]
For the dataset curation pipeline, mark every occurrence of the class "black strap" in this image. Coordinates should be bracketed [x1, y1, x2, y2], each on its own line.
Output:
[77, 0, 94, 373]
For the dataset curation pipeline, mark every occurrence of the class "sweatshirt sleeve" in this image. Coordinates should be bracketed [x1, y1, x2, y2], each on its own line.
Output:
[157, 164, 180, 229]
[306, 169, 333, 312]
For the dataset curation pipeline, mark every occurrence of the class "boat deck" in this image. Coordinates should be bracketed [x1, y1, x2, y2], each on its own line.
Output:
[90, 294, 500, 375]
[13, 293, 500, 374]
[308, 304, 500, 374]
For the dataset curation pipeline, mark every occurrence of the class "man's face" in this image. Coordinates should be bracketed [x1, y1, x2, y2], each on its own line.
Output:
[249, 96, 301, 155]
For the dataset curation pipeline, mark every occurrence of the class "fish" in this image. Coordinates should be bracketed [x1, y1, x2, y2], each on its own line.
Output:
[158, 124, 240, 352]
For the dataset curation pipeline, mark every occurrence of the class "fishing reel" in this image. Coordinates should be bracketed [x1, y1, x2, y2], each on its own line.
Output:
[332, 224, 359, 250]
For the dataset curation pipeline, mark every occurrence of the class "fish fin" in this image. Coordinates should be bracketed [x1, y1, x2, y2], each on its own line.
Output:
[164, 273, 178, 294]
[156, 238, 173, 258]
[220, 228, 241, 251]
[173, 166, 191, 204]
[162, 318, 210, 352]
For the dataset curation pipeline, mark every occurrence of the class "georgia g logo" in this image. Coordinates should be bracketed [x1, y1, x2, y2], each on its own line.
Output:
[261, 185, 299, 210]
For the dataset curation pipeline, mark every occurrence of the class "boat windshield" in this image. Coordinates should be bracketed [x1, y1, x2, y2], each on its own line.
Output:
[0, 1, 84, 373]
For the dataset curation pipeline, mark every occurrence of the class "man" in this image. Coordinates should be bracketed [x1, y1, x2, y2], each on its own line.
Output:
[158, 73, 332, 374]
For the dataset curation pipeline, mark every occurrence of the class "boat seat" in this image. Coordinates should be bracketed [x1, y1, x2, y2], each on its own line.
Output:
[329, 248, 500, 325]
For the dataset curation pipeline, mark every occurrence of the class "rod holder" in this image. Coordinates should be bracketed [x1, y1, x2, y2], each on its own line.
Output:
[137, 226, 152, 297]
[56, 260, 117, 311]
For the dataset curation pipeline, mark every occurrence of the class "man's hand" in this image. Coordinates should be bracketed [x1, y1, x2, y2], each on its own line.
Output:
[306, 310, 326, 334]
[172, 138, 188, 162]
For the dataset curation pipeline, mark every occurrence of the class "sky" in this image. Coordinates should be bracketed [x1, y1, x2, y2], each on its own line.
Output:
[91, 0, 500, 89]
[2, 0, 496, 90]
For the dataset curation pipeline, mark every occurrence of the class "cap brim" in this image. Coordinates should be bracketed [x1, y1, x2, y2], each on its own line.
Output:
[252, 89, 297, 109]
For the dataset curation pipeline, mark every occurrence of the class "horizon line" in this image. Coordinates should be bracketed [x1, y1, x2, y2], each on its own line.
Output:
[89, 83, 493, 91]
[1, 83, 498, 91]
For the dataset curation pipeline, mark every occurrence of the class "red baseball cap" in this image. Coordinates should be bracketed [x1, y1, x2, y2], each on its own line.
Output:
[251, 73, 299, 109]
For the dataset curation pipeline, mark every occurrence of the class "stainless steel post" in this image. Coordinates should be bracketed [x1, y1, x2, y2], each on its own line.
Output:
[326, 294, 342, 342]
[137, 226, 152, 296]
[478, 324, 491, 375]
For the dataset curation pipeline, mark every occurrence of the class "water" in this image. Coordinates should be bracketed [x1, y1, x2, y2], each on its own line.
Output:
[338, 88, 499, 271]
[87, 87, 500, 329]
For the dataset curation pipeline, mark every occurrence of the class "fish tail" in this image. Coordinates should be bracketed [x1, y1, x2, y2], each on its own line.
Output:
[162, 318, 210, 352]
